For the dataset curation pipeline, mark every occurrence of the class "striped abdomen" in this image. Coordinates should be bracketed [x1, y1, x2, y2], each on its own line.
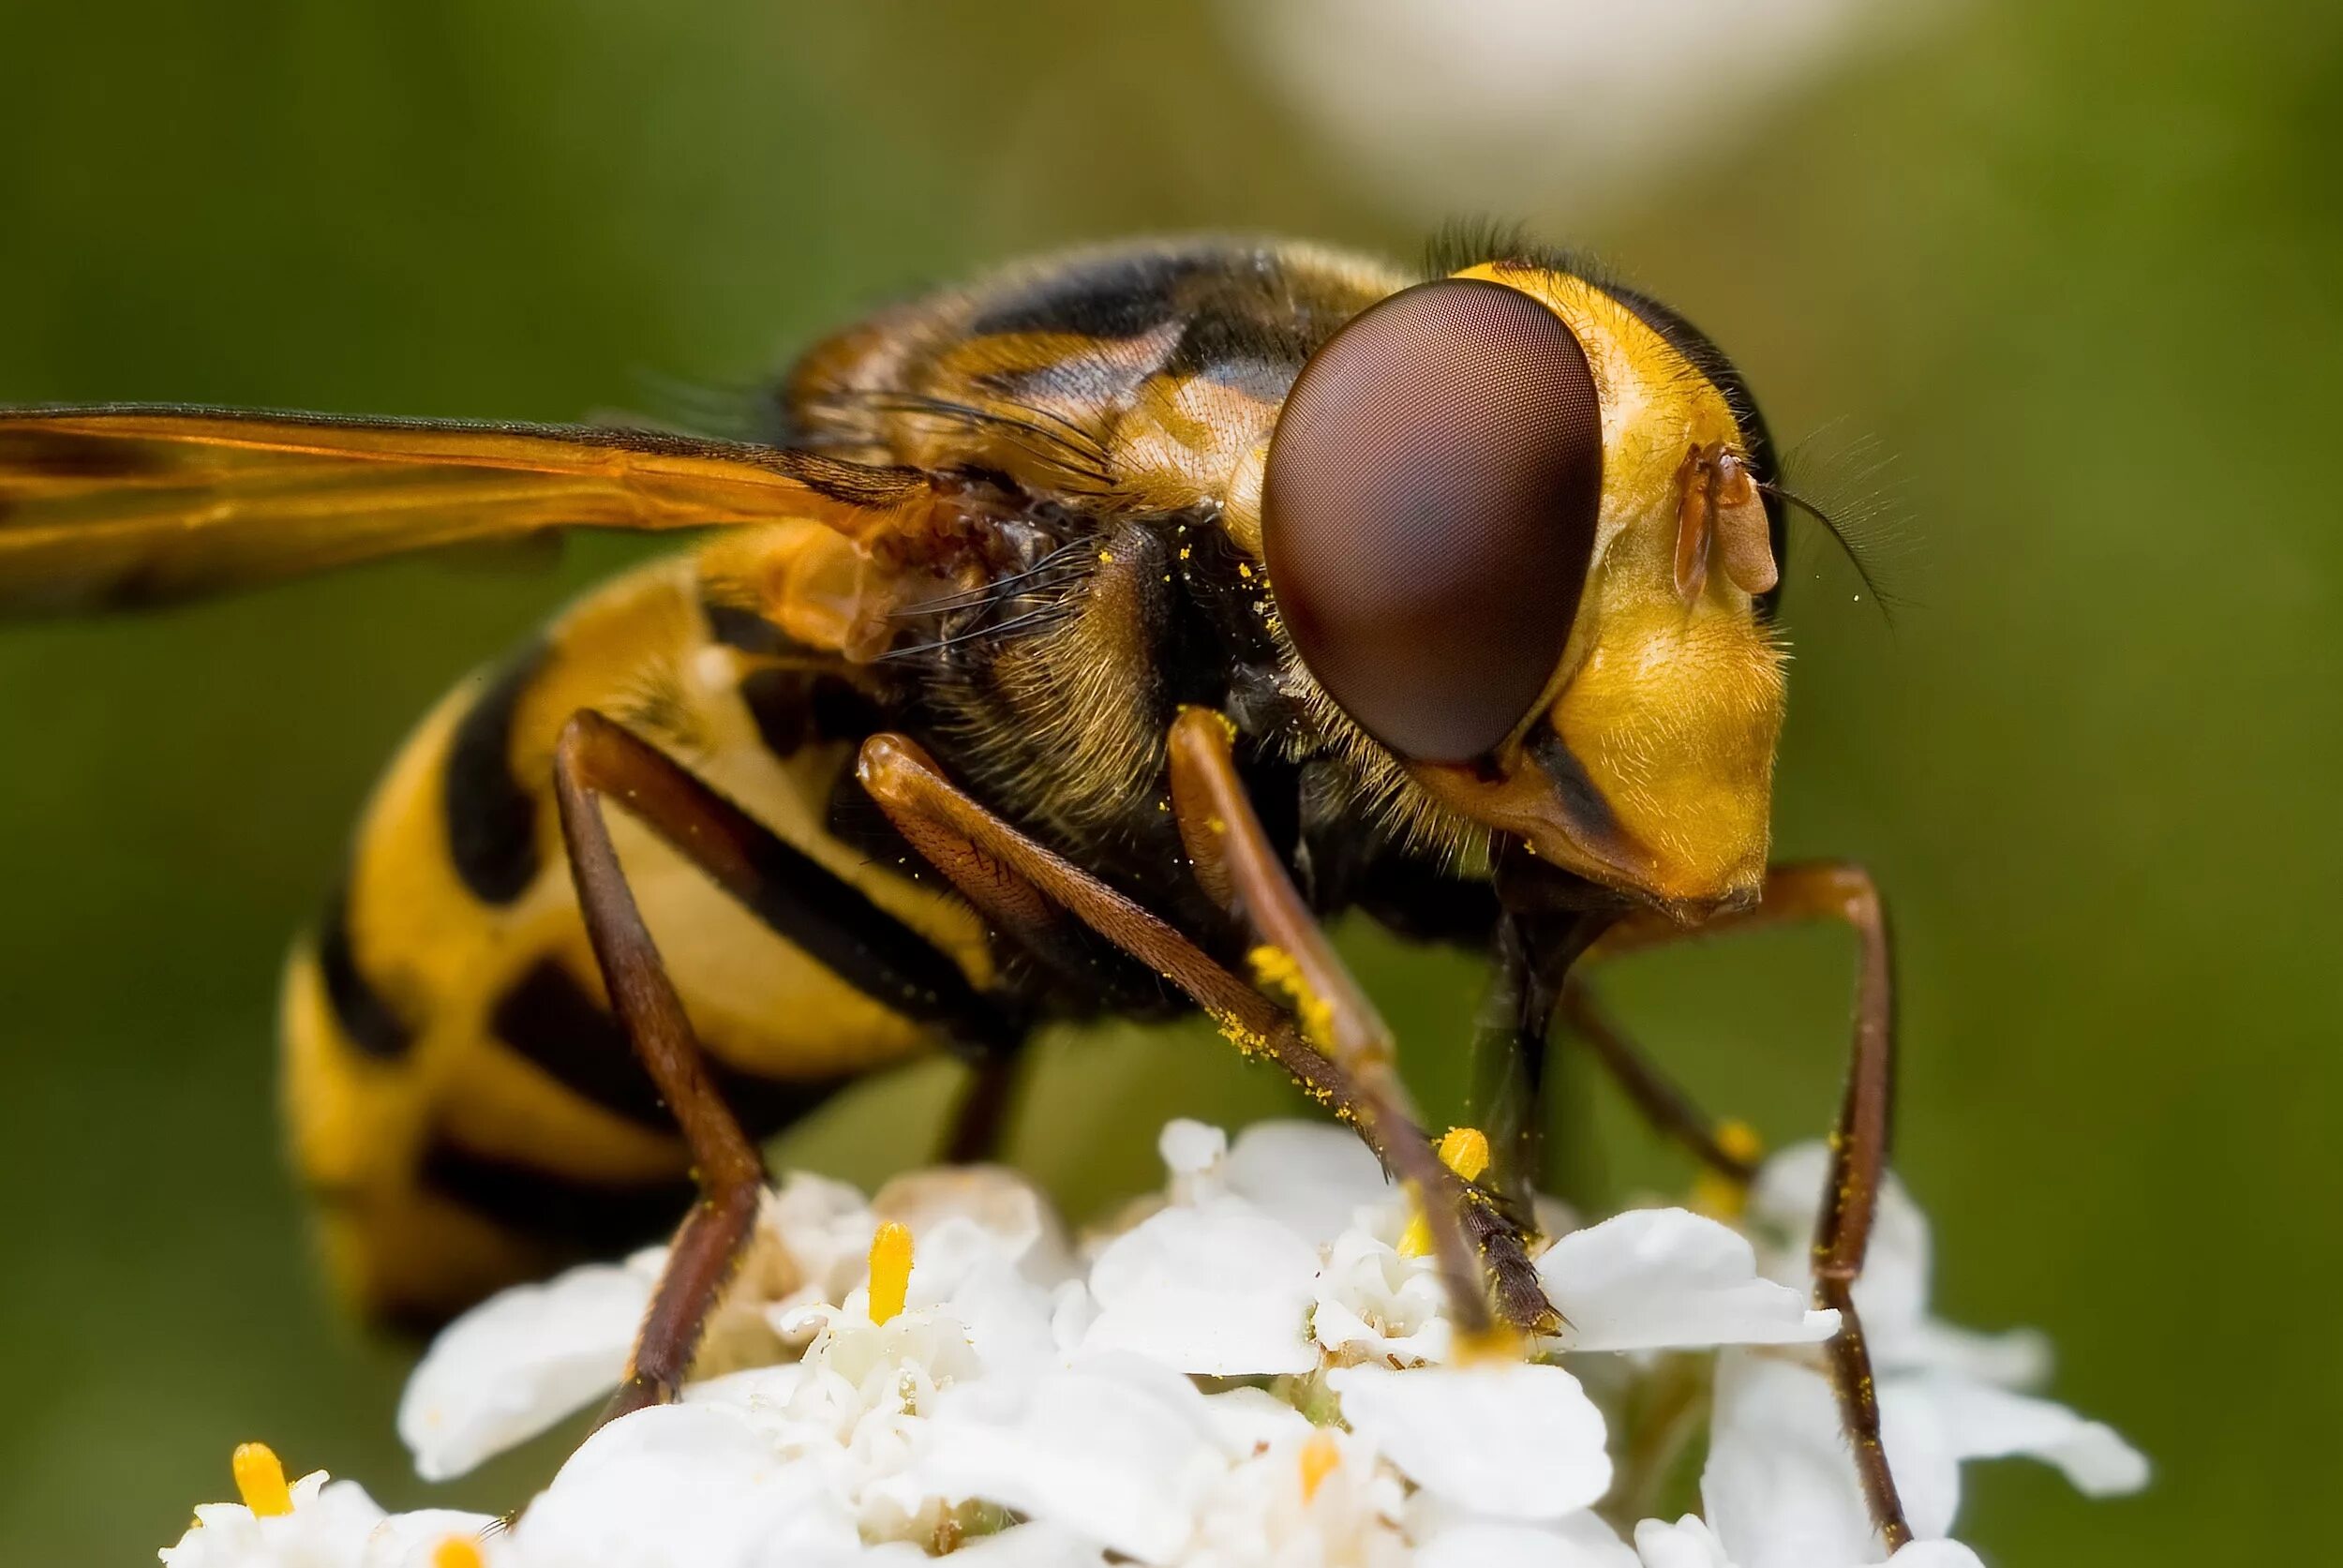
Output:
[279, 537, 993, 1325]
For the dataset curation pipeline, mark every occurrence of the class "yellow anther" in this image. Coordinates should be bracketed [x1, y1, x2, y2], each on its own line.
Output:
[1297, 1428, 1341, 1502]
[1693, 1119, 1765, 1219]
[1716, 1119, 1763, 1165]
[432, 1535, 486, 1568]
[1437, 1126, 1491, 1183]
[1399, 1127, 1492, 1257]
[231, 1441, 292, 1517]
[1455, 1324, 1530, 1365]
[867, 1220, 914, 1325]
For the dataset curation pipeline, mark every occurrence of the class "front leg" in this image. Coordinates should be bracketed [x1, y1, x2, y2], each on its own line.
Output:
[855, 729, 1532, 1339]
[1589, 861, 1910, 1551]
[1165, 707, 1551, 1334]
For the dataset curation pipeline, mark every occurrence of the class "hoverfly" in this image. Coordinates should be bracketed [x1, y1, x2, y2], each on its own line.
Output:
[0, 234, 1913, 1546]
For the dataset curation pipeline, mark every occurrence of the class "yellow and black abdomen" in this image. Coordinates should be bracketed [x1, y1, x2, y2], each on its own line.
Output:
[278, 540, 994, 1326]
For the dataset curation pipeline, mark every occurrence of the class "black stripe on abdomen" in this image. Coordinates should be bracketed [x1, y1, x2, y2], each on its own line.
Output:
[444, 639, 549, 904]
[970, 246, 1217, 339]
[316, 884, 411, 1059]
[491, 958, 853, 1139]
[418, 1137, 698, 1256]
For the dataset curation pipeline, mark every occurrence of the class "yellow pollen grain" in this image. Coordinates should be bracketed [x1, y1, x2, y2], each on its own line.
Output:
[1248, 945, 1335, 1053]
[1212, 1014, 1271, 1058]
[1437, 1126, 1491, 1183]
[231, 1441, 292, 1517]
[868, 1220, 914, 1325]
[1400, 1127, 1491, 1256]
[432, 1536, 486, 1568]
[1298, 1428, 1341, 1502]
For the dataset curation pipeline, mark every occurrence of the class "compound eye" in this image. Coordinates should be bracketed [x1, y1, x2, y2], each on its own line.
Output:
[1261, 279, 1604, 762]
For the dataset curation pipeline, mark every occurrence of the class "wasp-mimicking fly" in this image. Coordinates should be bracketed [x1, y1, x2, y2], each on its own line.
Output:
[0, 233, 1915, 1546]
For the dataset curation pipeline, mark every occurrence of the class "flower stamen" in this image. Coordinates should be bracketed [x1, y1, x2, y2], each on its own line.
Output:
[230, 1441, 292, 1517]
[1397, 1126, 1491, 1258]
[431, 1535, 486, 1568]
[1692, 1120, 1765, 1219]
[1297, 1428, 1341, 1502]
[868, 1220, 913, 1325]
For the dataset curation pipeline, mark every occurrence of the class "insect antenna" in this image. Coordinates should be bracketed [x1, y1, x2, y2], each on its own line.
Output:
[1764, 427, 1915, 626]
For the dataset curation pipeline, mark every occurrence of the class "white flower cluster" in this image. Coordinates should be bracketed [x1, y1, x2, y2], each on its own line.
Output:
[162, 1121, 2145, 1568]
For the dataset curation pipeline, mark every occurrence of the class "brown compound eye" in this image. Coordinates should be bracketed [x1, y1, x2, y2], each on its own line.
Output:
[1261, 278, 1604, 762]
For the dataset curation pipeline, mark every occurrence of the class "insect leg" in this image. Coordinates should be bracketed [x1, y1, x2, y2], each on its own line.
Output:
[1164, 708, 1542, 1334]
[852, 733, 1359, 1111]
[1557, 980, 1760, 1185]
[1588, 860, 1910, 1551]
[548, 711, 1019, 1419]
[938, 1040, 1027, 1164]
[853, 731, 1530, 1338]
[550, 715, 768, 1425]
[1467, 908, 1602, 1208]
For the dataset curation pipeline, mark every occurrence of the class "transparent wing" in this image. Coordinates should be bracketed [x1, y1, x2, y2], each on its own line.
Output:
[0, 404, 933, 613]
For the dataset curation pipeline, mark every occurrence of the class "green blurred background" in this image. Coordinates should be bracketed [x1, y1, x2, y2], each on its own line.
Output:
[2, 2, 2336, 1561]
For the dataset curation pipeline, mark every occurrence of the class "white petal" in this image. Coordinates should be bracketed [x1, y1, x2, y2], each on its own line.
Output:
[1632, 1514, 1734, 1568]
[1078, 1200, 1319, 1375]
[759, 1172, 882, 1312]
[933, 1249, 1063, 1379]
[516, 1401, 859, 1568]
[397, 1262, 649, 1481]
[1703, 1351, 1903, 1568]
[1903, 1374, 2150, 1496]
[1184, 1426, 1406, 1561]
[1223, 1119, 1391, 1239]
[1747, 1148, 2071, 1391]
[1313, 1227, 1454, 1366]
[1198, 1385, 1316, 1457]
[1750, 1144, 1930, 1346]
[1159, 1119, 1230, 1185]
[1538, 1210, 1839, 1352]
[359, 1511, 504, 1568]
[1886, 1544, 1987, 1568]
[163, 1476, 389, 1568]
[874, 1164, 1074, 1287]
[679, 1362, 810, 1415]
[1329, 1362, 1612, 1520]
[911, 1357, 1225, 1563]
[1421, 1515, 1640, 1568]
[948, 1521, 1112, 1568]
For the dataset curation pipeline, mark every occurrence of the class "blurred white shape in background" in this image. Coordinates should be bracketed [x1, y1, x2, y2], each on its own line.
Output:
[1218, 0, 1947, 220]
